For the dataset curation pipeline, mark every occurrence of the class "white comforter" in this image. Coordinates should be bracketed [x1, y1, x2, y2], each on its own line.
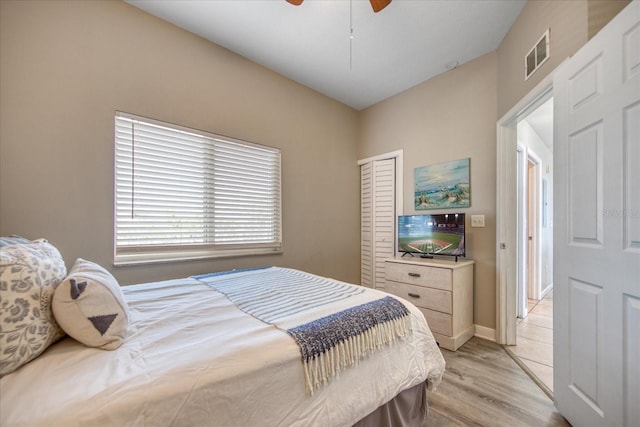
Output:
[0, 269, 445, 427]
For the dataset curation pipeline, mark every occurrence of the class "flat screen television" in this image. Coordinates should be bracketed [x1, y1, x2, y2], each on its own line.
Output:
[397, 213, 466, 261]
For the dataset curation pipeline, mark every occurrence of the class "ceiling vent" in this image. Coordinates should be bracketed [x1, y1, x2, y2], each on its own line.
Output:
[525, 29, 550, 80]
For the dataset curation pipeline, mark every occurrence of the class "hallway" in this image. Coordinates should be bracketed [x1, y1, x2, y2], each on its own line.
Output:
[506, 291, 554, 397]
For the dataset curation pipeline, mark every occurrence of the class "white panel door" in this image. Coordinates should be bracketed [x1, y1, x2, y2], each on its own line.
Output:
[553, 2, 640, 426]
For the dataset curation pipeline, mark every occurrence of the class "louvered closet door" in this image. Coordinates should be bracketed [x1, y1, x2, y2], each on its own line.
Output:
[361, 162, 373, 287]
[361, 158, 396, 289]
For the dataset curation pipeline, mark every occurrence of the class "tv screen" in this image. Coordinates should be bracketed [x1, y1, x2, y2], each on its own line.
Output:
[397, 213, 465, 259]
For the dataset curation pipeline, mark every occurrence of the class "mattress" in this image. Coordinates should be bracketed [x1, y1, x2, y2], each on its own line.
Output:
[0, 267, 445, 426]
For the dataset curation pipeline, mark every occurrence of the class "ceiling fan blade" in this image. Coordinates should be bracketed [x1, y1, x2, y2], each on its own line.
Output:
[370, 0, 391, 13]
[286, 0, 391, 13]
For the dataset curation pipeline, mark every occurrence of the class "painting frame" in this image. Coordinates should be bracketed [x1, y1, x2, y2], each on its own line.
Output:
[414, 158, 470, 210]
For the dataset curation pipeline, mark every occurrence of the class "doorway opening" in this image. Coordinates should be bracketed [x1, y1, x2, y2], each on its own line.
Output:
[496, 73, 554, 397]
[510, 97, 555, 396]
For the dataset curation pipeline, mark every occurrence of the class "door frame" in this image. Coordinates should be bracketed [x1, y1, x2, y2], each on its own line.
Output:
[516, 144, 527, 319]
[496, 72, 557, 345]
[515, 143, 543, 317]
[527, 150, 542, 301]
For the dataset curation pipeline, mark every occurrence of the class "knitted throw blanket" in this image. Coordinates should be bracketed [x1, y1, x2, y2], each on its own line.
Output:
[287, 296, 410, 393]
[194, 267, 412, 394]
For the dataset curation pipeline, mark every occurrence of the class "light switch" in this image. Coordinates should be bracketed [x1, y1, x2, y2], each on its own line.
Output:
[471, 215, 485, 227]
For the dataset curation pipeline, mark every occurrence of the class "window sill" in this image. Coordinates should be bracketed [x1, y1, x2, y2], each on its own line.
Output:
[113, 247, 283, 267]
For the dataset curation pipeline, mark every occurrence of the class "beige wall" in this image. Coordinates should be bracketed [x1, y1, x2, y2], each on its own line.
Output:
[497, 0, 630, 118]
[2, 0, 628, 330]
[358, 0, 627, 331]
[359, 52, 498, 329]
[0, 0, 361, 285]
[497, 0, 588, 118]
[588, 0, 632, 39]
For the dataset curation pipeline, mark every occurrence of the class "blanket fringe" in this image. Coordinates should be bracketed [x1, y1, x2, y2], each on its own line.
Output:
[303, 314, 412, 395]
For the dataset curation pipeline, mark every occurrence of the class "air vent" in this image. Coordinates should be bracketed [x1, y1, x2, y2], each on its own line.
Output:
[525, 29, 550, 80]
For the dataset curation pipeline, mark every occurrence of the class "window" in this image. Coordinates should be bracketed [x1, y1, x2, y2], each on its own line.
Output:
[114, 112, 281, 265]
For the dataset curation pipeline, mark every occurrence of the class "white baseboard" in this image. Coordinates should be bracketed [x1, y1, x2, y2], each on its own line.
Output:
[474, 325, 496, 342]
[541, 283, 553, 299]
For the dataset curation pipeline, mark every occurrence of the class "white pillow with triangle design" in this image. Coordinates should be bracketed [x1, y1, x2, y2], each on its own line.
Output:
[52, 258, 130, 350]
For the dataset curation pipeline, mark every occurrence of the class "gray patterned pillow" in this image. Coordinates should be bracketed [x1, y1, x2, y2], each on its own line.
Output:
[0, 236, 31, 247]
[0, 239, 67, 376]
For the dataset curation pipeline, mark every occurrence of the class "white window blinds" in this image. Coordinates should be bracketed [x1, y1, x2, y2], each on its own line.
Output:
[114, 112, 281, 265]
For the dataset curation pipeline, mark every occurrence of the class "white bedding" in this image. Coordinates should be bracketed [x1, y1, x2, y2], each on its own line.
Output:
[0, 267, 445, 427]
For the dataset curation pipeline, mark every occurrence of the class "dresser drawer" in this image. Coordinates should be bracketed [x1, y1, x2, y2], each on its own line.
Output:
[418, 307, 452, 336]
[385, 262, 452, 291]
[384, 258, 474, 351]
[386, 280, 452, 314]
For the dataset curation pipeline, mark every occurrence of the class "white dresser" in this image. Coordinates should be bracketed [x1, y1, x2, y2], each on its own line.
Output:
[384, 257, 474, 351]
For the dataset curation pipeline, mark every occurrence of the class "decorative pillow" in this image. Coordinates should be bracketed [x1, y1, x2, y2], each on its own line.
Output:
[52, 259, 129, 350]
[0, 235, 32, 247]
[0, 239, 67, 377]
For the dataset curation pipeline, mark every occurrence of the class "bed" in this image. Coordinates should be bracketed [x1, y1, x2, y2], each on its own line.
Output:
[0, 239, 445, 427]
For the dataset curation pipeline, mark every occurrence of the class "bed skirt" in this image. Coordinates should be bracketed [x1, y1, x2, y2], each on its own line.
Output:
[353, 381, 428, 427]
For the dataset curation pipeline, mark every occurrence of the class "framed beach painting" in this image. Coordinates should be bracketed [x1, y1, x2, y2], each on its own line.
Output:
[414, 158, 470, 210]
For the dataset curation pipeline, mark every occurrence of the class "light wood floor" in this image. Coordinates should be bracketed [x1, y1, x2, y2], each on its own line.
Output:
[426, 337, 570, 427]
[509, 291, 555, 396]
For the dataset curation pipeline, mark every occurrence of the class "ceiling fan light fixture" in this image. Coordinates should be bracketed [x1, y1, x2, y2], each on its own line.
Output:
[285, 0, 304, 5]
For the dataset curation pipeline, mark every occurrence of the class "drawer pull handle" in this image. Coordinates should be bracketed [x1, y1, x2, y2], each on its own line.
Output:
[408, 272, 421, 278]
[407, 293, 420, 299]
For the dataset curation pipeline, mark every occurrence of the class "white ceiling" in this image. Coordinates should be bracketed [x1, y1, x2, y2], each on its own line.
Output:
[126, 0, 526, 110]
[523, 97, 554, 149]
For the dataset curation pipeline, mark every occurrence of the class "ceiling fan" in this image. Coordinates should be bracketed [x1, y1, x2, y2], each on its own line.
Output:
[286, 0, 392, 13]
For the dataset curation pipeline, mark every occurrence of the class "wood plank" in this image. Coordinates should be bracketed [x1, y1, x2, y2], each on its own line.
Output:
[426, 337, 569, 427]
[516, 321, 553, 345]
